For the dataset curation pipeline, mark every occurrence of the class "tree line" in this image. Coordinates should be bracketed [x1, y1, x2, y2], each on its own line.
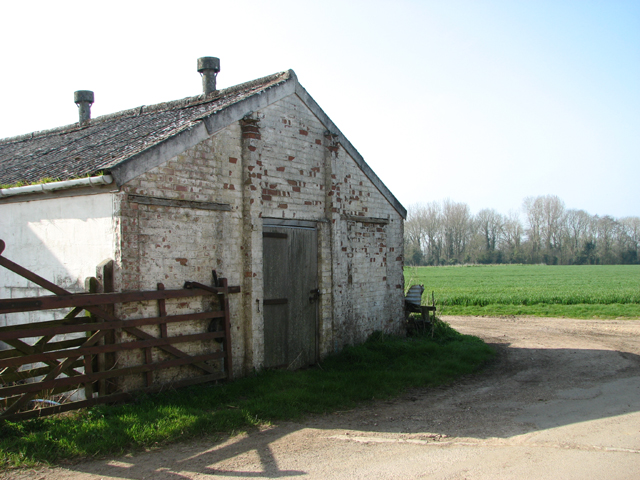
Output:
[405, 195, 640, 266]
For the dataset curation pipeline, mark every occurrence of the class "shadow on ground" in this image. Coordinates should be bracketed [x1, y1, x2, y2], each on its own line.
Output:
[54, 341, 640, 479]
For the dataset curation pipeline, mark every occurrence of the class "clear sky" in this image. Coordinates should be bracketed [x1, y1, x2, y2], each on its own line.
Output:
[2, 0, 638, 218]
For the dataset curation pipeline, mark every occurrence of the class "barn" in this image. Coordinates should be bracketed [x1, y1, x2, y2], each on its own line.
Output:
[0, 58, 407, 383]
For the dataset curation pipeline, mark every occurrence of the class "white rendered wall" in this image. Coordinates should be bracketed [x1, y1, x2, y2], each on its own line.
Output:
[0, 193, 117, 330]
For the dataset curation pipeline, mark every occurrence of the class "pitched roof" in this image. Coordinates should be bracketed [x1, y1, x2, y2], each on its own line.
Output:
[0, 70, 406, 218]
[0, 71, 290, 186]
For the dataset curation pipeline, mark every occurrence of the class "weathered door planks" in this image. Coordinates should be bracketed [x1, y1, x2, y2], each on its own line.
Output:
[262, 224, 318, 369]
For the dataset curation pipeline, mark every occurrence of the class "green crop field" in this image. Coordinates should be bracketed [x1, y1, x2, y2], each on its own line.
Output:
[404, 264, 640, 319]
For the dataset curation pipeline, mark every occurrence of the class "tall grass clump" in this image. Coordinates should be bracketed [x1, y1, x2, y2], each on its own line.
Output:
[0, 322, 493, 469]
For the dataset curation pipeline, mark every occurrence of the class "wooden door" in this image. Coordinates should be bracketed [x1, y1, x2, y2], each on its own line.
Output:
[262, 223, 318, 369]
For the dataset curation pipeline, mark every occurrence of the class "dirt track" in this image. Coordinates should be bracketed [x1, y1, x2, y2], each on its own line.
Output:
[4, 317, 640, 479]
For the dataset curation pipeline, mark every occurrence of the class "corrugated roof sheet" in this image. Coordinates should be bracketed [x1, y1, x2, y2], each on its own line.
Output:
[0, 71, 291, 185]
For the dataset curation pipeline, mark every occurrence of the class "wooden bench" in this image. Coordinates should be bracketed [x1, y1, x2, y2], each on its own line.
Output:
[405, 284, 436, 322]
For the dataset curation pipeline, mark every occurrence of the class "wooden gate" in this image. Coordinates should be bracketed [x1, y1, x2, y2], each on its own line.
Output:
[0, 239, 240, 422]
[262, 221, 319, 369]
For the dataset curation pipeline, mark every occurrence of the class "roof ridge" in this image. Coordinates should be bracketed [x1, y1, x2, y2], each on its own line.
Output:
[0, 71, 291, 146]
[140, 70, 291, 115]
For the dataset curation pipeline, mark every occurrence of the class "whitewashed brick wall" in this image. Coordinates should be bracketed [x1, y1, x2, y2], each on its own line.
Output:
[113, 93, 404, 386]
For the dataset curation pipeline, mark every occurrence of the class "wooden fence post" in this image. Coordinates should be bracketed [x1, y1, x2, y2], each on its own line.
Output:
[96, 259, 115, 394]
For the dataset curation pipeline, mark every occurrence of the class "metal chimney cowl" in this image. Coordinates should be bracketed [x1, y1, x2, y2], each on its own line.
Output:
[74, 90, 94, 124]
[197, 57, 220, 96]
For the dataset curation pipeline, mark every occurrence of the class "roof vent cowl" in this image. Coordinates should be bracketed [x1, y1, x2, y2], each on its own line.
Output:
[74, 90, 94, 124]
[197, 57, 220, 96]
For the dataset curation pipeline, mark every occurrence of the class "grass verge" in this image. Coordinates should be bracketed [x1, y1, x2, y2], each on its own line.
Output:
[0, 321, 494, 469]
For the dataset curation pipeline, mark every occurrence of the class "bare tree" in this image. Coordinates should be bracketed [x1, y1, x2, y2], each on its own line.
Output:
[501, 210, 524, 262]
[442, 199, 472, 264]
[540, 195, 566, 264]
[404, 202, 443, 265]
[476, 208, 503, 251]
[564, 209, 592, 262]
[422, 201, 443, 265]
[474, 208, 504, 263]
[523, 195, 565, 264]
[523, 196, 544, 263]
[618, 216, 640, 264]
[595, 215, 620, 264]
[404, 204, 426, 265]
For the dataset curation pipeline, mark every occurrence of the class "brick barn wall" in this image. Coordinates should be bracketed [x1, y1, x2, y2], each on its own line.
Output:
[242, 94, 404, 355]
[328, 144, 405, 349]
[112, 92, 404, 388]
[113, 123, 248, 387]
